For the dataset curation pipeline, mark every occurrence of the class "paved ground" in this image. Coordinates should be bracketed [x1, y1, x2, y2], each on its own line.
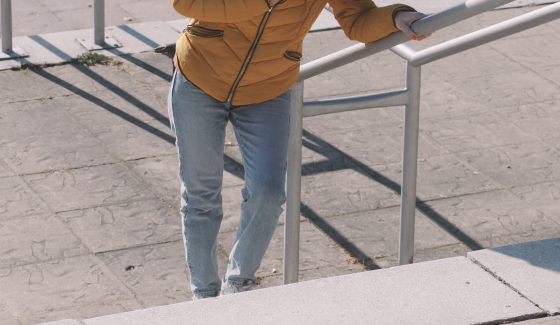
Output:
[1, 5, 560, 325]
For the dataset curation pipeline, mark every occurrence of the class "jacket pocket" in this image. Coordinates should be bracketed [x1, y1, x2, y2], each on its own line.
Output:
[284, 50, 303, 62]
[185, 25, 224, 38]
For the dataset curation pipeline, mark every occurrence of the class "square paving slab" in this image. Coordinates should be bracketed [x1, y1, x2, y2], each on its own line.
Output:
[58, 200, 181, 253]
[0, 214, 87, 269]
[23, 164, 154, 212]
[468, 237, 560, 315]
[0, 255, 133, 317]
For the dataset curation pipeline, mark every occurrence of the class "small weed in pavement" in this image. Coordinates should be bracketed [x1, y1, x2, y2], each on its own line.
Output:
[75, 52, 122, 66]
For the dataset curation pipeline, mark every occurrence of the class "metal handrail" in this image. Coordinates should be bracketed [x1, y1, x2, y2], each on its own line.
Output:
[283, 0, 560, 284]
[299, 0, 517, 81]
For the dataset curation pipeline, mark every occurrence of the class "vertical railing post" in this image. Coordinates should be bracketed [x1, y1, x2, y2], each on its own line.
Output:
[94, 0, 105, 45]
[398, 61, 421, 265]
[0, 0, 28, 60]
[1, 0, 12, 53]
[77, 0, 120, 51]
[284, 81, 304, 284]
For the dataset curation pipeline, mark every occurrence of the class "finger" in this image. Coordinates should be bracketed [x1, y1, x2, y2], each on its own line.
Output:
[407, 14, 428, 40]
[399, 23, 418, 40]
[417, 32, 433, 40]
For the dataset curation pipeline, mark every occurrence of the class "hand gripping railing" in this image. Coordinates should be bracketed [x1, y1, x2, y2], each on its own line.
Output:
[283, 0, 560, 284]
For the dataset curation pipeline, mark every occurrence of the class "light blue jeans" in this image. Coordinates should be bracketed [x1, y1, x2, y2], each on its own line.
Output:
[167, 71, 291, 298]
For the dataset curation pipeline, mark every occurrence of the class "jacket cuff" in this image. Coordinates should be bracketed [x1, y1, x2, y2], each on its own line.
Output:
[391, 5, 417, 29]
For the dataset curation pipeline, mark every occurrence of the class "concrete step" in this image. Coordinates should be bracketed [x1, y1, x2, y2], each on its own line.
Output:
[40, 237, 560, 325]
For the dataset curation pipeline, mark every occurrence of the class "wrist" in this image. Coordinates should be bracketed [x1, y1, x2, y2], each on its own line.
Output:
[392, 6, 416, 29]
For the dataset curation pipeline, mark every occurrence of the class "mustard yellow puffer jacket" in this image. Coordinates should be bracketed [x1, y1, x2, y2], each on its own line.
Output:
[173, 0, 414, 105]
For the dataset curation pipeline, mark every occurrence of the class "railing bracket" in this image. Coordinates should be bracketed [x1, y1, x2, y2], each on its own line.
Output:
[0, 46, 28, 61]
[77, 35, 122, 51]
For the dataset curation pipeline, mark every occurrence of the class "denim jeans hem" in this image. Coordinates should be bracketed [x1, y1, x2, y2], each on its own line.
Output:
[227, 279, 255, 287]
[194, 290, 220, 298]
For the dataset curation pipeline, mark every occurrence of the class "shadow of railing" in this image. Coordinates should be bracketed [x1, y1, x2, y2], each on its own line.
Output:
[31, 67, 175, 144]
[25, 32, 483, 268]
[301, 129, 484, 252]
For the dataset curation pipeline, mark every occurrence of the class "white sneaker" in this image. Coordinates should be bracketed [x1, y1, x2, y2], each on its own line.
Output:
[220, 280, 256, 296]
[192, 294, 216, 301]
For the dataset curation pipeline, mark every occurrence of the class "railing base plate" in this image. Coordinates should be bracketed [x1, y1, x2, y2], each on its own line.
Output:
[0, 46, 29, 61]
[78, 35, 121, 51]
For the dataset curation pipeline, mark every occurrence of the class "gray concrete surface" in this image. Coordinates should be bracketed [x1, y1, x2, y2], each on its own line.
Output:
[38, 321, 81, 325]
[0, 4, 560, 325]
[82, 257, 542, 325]
[469, 237, 560, 315]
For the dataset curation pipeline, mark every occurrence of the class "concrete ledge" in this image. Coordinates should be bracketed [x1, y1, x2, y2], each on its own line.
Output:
[78, 257, 541, 325]
[468, 237, 560, 315]
[0, 21, 181, 71]
[39, 320, 83, 325]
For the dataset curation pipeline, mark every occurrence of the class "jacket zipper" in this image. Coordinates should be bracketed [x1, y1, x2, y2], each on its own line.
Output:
[226, 1, 277, 103]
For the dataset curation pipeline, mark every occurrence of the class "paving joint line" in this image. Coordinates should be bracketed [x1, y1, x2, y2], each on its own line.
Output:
[51, 197, 169, 215]
[468, 255, 549, 320]
[91, 239, 183, 256]
[1, 153, 179, 179]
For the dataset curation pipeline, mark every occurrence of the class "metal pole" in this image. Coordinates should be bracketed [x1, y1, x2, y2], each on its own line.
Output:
[284, 81, 304, 284]
[303, 89, 409, 118]
[1, 0, 13, 53]
[77, 0, 120, 51]
[398, 61, 421, 266]
[94, 0, 105, 45]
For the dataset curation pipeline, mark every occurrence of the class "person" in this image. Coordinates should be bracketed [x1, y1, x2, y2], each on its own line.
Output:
[168, 0, 432, 300]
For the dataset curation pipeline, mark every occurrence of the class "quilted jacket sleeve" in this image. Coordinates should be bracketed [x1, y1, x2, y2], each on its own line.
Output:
[172, 0, 271, 23]
[329, 0, 415, 43]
